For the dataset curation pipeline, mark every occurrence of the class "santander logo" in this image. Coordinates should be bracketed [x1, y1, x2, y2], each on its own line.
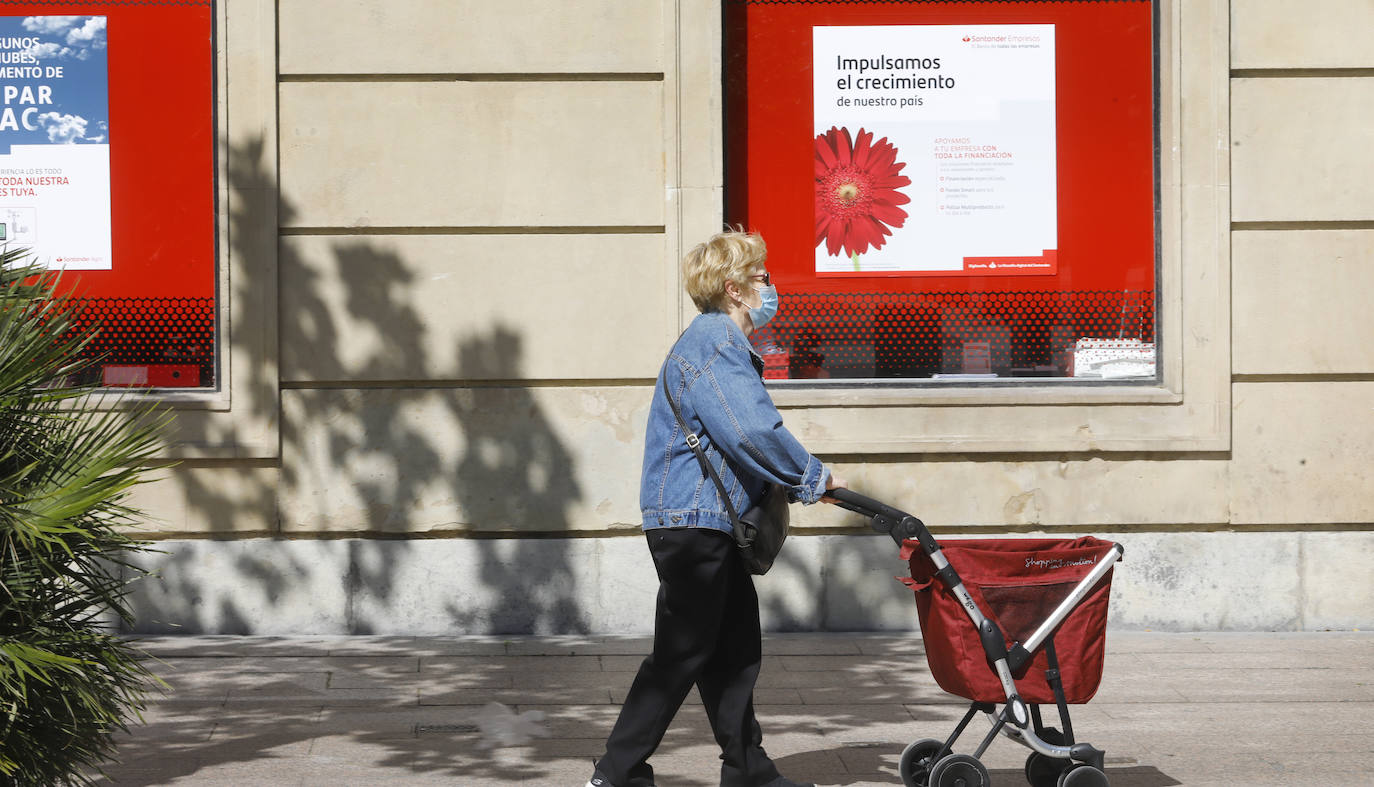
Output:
[962, 36, 971, 42]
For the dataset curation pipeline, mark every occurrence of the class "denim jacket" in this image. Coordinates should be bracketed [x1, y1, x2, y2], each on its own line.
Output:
[641, 311, 831, 535]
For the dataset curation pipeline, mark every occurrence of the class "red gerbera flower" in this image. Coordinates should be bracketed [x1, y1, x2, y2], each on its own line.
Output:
[814, 126, 912, 260]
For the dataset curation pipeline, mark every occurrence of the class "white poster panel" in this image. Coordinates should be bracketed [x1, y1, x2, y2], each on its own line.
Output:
[0, 16, 111, 270]
[814, 24, 1057, 277]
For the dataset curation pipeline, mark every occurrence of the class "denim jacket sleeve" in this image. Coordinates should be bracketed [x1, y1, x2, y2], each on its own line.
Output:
[693, 334, 831, 504]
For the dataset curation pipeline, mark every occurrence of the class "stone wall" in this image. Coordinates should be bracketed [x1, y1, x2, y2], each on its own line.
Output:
[122, 0, 1373, 634]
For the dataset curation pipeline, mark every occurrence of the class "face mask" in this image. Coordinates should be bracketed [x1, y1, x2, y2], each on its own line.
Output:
[747, 284, 779, 329]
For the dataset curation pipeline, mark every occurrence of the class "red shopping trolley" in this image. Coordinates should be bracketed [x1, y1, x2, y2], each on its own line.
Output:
[830, 490, 1124, 787]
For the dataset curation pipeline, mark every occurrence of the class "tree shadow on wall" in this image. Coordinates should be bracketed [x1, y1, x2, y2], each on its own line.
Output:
[127, 135, 587, 636]
[444, 329, 588, 634]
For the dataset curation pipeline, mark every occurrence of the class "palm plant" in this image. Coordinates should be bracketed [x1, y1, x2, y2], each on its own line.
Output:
[0, 247, 169, 784]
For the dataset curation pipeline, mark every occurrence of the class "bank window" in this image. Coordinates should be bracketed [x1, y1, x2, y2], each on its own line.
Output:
[725, 0, 1157, 383]
[1, 2, 218, 390]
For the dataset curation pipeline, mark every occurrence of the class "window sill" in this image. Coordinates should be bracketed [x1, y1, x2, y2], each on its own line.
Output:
[769, 379, 1181, 408]
[85, 388, 231, 411]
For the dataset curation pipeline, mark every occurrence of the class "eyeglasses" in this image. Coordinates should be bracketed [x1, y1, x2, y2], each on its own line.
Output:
[749, 272, 771, 286]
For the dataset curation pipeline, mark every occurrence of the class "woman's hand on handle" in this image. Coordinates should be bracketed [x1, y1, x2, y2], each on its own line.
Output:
[821, 472, 848, 504]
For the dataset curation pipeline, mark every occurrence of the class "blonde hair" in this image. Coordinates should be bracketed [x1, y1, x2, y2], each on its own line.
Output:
[683, 230, 767, 313]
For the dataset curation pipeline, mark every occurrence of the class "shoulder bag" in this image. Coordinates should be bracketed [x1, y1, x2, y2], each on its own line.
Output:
[663, 379, 790, 575]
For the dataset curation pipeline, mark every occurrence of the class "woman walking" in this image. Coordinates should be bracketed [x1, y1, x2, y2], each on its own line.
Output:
[587, 230, 846, 787]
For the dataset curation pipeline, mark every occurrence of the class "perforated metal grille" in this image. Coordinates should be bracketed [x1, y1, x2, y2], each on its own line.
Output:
[752, 289, 1154, 379]
[66, 297, 216, 387]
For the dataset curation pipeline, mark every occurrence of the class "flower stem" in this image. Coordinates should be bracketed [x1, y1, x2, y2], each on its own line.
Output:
[850, 251, 861, 271]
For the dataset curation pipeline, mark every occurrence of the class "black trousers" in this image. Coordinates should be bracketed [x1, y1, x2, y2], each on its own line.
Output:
[597, 527, 781, 787]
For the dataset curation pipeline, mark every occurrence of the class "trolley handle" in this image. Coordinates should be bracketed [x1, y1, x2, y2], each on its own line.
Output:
[827, 488, 935, 549]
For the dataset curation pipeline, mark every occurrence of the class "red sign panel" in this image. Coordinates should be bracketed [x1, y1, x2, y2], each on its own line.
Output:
[2, 1, 216, 387]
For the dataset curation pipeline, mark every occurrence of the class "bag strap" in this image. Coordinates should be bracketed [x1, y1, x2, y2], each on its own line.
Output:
[660, 368, 750, 547]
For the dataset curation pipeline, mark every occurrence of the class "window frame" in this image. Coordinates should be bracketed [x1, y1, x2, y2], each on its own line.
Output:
[667, 0, 1228, 453]
[47, 1, 229, 408]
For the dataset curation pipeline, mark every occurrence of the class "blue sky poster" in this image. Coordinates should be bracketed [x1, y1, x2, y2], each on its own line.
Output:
[0, 15, 111, 270]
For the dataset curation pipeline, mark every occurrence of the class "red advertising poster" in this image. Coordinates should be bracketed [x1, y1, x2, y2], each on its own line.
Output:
[0, 1, 216, 387]
[726, 0, 1155, 381]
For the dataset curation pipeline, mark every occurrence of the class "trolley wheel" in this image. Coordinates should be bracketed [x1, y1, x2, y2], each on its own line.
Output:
[929, 753, 990, 787]
[1025, 751, 1068, 787]
[1058, 764, 1110, 787]
[898, 738, 945, 787]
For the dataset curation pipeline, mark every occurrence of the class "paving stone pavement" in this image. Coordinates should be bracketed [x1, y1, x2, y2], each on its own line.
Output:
[93, 631, 1374, 786]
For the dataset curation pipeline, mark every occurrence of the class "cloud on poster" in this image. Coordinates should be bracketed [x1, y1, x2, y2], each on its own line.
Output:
[66, 17, 107, 47]
[85, 120, 108, 144]
[20, 16, 106, 60]
[20, 16, 82, 35]
[22, 41, 67, 60]
[36, 112, 89, 144]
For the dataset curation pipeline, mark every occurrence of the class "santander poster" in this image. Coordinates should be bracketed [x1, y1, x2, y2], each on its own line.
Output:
[0, 15, 111, 271]
[813, 24, 1057, 277]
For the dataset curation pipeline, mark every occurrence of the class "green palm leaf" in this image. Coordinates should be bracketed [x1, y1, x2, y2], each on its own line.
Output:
[0, 246, 172, 784]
